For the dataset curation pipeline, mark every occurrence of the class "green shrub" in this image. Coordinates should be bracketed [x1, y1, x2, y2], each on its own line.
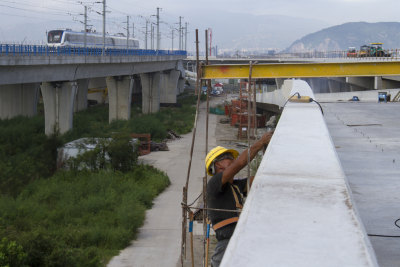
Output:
[107, 133, 138, 172]
[0, 116, 61, 196]
[0, 237, 27, 267]
[0, 166, 170, 266]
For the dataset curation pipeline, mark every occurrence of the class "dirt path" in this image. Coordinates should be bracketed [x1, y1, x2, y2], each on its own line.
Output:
[107, 100, 218, 267]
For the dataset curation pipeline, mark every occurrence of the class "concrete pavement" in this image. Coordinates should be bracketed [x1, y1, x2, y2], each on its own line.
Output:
[323, 102, 400, 267]
[107, 101, 217, 267]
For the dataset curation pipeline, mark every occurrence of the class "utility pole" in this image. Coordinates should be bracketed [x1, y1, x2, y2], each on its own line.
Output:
[126, 15, 130, 49]
[102, 0, 106, 55]
[151, 23, 154, 49]
[84, 5, 88, 48]
[171, 28, 174, 50]
[145, 20, 148, 49]
[185, 22, 188, 51]
[178, 16, 182, 50]
[132, 22, 135, 38]
[156, 7, 161, 50]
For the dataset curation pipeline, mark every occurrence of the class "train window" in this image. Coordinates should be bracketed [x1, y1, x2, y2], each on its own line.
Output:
[48, 30, 63, 43]
[69, 34, 80, 43]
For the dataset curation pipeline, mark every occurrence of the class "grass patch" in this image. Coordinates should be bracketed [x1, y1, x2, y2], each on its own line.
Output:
[0, 166, 170, 266]
[0, 93, 197, 265]
[0, 116, 61, 196]
[62, 99, 195, 143]
[0, 95, 196, 195]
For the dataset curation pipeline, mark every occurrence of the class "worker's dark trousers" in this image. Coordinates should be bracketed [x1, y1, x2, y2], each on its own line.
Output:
[211, 239, 230, 267]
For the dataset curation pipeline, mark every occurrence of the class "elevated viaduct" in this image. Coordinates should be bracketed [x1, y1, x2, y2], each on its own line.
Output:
[0, 45, 186, 135]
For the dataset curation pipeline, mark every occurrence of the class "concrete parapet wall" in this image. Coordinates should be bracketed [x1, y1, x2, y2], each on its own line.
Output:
[223, 80, 377, 267]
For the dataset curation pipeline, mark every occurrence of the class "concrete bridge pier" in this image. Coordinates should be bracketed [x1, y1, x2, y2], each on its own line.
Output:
[0, 83, 39, 119]
[177, 77, 185, 94]
[275, 78, 285, 90]
[74, 79, 88, 112]
[141, 72, 161, 114]
[106, 76, 133, 123]
[41, 81, 77, 135]
[160, 70, 180, 104]
[346, 77, 375, 90]
[374, 76, 382, 90]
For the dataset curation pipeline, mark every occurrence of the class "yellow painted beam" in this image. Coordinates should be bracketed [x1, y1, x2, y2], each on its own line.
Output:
[201, 61, 400, 79]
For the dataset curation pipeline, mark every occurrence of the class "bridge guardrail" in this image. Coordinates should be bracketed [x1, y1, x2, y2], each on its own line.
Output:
[0, 44, 187, 57]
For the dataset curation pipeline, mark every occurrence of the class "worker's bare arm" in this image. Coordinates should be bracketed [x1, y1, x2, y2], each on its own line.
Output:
[221, 131, 274, 185]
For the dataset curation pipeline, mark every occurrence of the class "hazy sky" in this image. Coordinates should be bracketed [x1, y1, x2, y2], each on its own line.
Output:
[0, 0, 399, 48]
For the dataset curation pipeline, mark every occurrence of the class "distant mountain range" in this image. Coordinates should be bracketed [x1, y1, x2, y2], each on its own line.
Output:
[286, 22, 400, 52]
[190, 12, 330, 51]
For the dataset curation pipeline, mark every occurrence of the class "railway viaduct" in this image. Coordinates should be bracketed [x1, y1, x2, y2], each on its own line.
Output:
[0, 46, 186, 135]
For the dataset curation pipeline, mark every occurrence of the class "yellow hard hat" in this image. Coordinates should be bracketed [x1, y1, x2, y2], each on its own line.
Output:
[205, 146, 239, 176]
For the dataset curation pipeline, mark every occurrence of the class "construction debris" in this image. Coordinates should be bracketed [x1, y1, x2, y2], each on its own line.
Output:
[149, 141, 169, 151]
[167, 130, 182, 139]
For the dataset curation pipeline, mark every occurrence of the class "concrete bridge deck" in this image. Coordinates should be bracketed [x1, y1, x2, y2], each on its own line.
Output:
[222, 80, 400, 266]
[323, 101, 400, 267]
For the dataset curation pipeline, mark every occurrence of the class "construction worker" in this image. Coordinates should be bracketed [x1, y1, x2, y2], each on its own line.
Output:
[205, 131, 274, 267]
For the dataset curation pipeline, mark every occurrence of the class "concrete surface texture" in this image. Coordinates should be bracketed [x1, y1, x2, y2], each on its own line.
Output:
[222, 80, 378, 267]
[315, 88, 400, 102]
[323, 102, 400, 267]
[107, 100, 217, 267]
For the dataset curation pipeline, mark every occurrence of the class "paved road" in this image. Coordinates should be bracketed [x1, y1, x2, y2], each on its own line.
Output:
[107, 102, 217, 267]
[323, 102, 400, 267]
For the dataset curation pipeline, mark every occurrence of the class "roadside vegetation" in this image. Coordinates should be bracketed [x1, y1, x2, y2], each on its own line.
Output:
[0, 94, 197, 266]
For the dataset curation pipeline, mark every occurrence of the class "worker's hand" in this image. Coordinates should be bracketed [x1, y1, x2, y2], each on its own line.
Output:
[260, 130, 274, 146]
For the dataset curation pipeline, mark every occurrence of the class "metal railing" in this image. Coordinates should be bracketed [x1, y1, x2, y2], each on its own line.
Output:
[276, 49, 400, 61]
[0, 44, 187, 57]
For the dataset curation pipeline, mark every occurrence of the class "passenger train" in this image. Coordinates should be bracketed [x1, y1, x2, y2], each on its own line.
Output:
[47, 29, 139, 49]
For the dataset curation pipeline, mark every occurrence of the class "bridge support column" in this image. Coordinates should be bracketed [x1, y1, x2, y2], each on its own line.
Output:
[327, 79, 341, 93]
[74, 79, 88, 112]
[41, 81, 77, 135]
[275, 78, 285, 90]
[0, 83, 39, 119]
[374, 76, 382, 90]
[381, 78, 400, 89]
[141, 72, 160, 114]
[160, 70, 180, 104]
[0, 83, 40, 119]
[178, 77, 185, 94]
[346, 77, 374, 90]
[106, 76, 133, 123]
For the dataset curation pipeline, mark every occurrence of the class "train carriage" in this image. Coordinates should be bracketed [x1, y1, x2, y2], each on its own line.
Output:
[47, 29, 139, 49]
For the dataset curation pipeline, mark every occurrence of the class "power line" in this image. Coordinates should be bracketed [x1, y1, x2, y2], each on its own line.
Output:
[0, 3, 76, 16]
[0, 0, 81, 13]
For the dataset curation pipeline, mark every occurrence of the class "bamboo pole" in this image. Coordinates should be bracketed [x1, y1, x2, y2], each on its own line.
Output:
[181, 29, 201, 266]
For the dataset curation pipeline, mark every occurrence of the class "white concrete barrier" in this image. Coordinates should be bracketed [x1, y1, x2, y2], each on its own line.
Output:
[222, 80, 378, 267]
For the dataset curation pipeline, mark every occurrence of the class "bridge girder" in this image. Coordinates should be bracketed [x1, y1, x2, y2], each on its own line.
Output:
[201, 61, 400, 79]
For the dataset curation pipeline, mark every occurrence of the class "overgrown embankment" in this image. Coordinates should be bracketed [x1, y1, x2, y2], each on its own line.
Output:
[0, 95, 197, 266]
